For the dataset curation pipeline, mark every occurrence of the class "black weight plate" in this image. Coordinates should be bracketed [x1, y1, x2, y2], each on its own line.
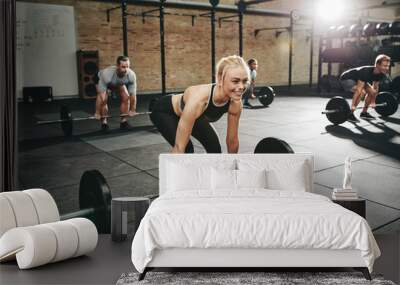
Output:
[60, 105, 73, 136]
[379, 75, 392, 92]
[391, 76, 400, 94]
[389, 21, 400, 35]
[79, 169, 111, 210]
[79, 169, 111, 233]
[148, 97, 159, 112]
[257, 86, 275, 106]
[375, 92, 398, 117]
[362, 23, 376, 37]
[325, 96, 350, 125]
[376, 22, 390, 35]
[254, 137, 294, 153]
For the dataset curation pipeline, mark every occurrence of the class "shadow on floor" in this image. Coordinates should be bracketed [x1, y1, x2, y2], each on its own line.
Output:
[325, 120, 400, 161]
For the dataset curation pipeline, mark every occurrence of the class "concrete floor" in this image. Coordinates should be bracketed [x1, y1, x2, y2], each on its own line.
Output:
[11, 86, 400, 283]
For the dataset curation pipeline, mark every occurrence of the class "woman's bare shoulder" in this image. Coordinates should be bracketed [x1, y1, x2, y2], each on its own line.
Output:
[185, 84, 211, 101]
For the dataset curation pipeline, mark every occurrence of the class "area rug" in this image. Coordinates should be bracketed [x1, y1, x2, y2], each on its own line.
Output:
[116, 271, 396, 285]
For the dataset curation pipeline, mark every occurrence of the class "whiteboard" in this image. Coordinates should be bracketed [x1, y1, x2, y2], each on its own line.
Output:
[16, 2, 78, 98]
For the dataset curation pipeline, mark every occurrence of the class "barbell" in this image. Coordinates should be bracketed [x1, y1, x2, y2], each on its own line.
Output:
[322, 92, 398, 125]
[37, 105, 152, 136]
[254, 137, 294, 153]
[255, 86, 275, 106]
[60, 169, 157, 234]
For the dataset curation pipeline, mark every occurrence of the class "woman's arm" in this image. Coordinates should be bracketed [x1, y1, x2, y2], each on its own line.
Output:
[226, 101, 242, 153]
[172, 87, 205, 153]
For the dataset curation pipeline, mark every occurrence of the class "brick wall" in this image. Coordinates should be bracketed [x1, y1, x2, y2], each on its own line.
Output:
[21, 0, 399, 93]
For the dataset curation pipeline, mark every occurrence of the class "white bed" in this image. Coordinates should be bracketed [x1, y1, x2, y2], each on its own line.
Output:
[131, 154, 380, 280]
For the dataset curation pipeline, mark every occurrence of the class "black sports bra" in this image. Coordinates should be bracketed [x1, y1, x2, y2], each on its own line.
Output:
[180, 84, 230, 122]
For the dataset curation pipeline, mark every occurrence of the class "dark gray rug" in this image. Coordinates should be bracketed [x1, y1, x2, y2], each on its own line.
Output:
[116, 271, 396, 285]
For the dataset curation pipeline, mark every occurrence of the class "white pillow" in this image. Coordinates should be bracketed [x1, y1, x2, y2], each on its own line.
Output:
[166, 160, 236, 191]
[236, 169, 267, 189]
[267, 162, 308, 191]
[211, 168, 237, 190]
[167, 163, 210, 191]
[238, 159, 309, 191]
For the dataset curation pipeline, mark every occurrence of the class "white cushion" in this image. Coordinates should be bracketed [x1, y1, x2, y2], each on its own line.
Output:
[66, 218, 98, 257]
[23, 189, 60, 224]
[0, 225, 57, 269]
[0, 196, 17, 237]
[0, 218, 98, 269]
[211, 168, 237, 190]
[167, 160, 236, 192]
[211, 169, 268, 191]
[237, 169, 267, 189]
[42, 221, 79, 262]
[238, 159, 309, 191]
[0, 192, 39, 227]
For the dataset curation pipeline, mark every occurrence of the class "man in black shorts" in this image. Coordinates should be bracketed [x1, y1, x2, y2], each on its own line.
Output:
[339, 54, 391, 122]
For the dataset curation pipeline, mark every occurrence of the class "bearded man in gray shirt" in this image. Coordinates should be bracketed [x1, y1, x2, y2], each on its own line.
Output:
[95, 56, 137, 131]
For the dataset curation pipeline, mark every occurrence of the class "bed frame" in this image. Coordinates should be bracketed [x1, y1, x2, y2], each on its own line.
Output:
[138, 154, 371, 280]
[140, 248, 370, 280]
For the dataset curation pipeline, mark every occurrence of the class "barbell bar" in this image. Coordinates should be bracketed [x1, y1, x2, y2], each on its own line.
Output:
[36, 105, 152, 136]
[322, 92, 398, 125]
[37, 112, 151, 125]
[322, 102, 388, 114]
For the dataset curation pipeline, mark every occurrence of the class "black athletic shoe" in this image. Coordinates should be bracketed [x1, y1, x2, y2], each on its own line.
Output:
[101, 123, 109, 132]
[360, 112, 375, 120]
[347, 113, 360, 123]
[243, 102, 253, 109]
[120, 121, 130, 130]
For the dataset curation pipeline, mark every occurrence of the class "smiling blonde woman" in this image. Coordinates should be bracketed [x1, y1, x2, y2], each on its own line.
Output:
[150, 55, 250, 153]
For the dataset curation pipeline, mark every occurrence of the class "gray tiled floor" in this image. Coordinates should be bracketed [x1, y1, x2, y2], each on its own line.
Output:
[18, 92, 400, 233]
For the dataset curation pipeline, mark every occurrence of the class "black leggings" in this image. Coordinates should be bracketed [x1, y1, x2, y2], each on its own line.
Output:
[149, 96, 222, 153]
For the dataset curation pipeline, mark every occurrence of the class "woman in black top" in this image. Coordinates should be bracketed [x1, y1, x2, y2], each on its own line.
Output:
[339, 54, 391, 122]
[150, 55, 250, 153]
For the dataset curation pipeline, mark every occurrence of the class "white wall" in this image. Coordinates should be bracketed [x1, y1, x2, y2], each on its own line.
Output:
[16, 2, 78, 99]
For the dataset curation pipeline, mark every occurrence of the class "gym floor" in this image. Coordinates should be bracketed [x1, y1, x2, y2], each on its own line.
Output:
[18, 86, 400, 233]
[14, 86, 400, 284]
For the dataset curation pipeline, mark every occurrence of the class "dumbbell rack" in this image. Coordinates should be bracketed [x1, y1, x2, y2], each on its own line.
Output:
[317, 21, 400, 93]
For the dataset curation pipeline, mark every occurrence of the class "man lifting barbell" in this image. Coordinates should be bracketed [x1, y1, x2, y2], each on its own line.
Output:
[339, 54, 391, 123]
[95, 56, 137, 131]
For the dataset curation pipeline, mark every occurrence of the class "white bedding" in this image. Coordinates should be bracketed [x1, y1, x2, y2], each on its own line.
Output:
[131, 190, 380, 273]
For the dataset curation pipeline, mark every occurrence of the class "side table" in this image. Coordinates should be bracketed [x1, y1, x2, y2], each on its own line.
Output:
[332, 198, 366, 218]
[111, 197, 150, 242]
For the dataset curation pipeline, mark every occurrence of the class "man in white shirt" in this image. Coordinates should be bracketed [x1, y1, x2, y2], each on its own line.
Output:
[95, 56, 137, 131]
[243, 58, 257, 108]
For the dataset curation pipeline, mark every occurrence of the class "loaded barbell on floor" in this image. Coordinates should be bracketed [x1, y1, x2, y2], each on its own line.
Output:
[60, 169, 157, 234]
[36, 105, 152, 136]
[254, 137, 294, 153]
[255, 86, 275, 107]
[322, 92, 398, 125]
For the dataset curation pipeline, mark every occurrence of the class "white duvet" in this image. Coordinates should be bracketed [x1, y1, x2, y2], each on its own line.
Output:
[131, 190, 380, 273]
